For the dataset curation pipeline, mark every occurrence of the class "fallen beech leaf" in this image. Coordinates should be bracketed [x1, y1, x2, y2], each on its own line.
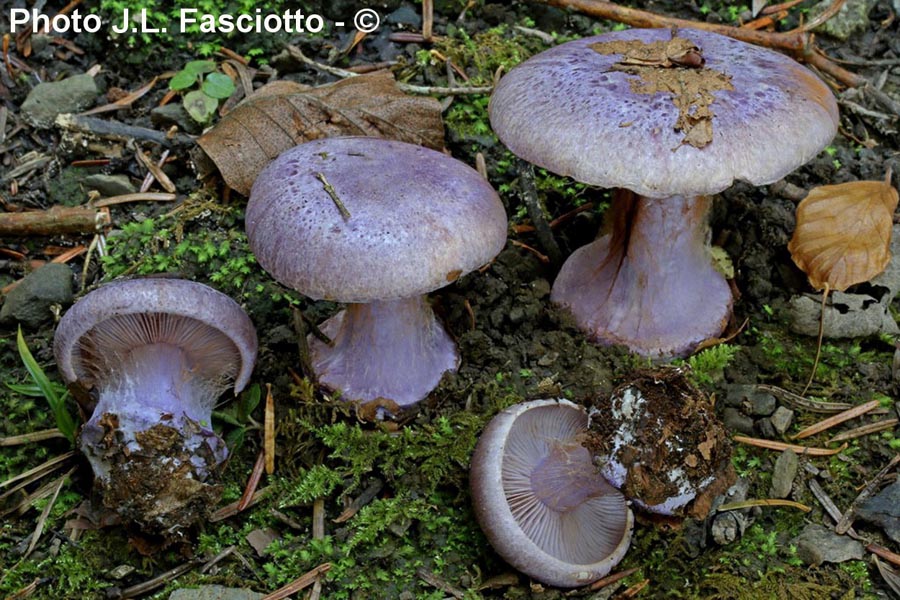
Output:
[789, 171, 898, 291]
[197, 72, 445, 196]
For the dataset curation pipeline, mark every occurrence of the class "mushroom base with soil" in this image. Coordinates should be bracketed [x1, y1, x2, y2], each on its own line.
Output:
[551, 193, 732, 358]
[585, 368, 736, 519]
[308, 296, 460, 408]
[79, 343, 228, 533]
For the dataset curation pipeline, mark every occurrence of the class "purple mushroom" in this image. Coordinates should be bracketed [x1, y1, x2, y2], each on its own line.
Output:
[246, 137, 507, 408]
[490, 27, 838, 357]
[53, 278, 257, 532]
[470, 399, 633, 588]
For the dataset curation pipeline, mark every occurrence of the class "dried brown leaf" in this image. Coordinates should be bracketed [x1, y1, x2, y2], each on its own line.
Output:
[788, 172, 898, 291]
[197, 72, 445, 196]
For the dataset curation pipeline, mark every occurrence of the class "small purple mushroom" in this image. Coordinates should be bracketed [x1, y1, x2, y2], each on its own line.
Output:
[246, 137, 507, 408]
[470, 399, 633, 588]
[53, 278, 257, 532]
[490, 28, 839, 358]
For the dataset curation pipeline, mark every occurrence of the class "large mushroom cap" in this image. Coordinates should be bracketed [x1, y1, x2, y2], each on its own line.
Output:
[246, 137, 508, 303]
[470, 399, 633, 588]
[489, 28, 839, 198]
[53, 278, 257, 393]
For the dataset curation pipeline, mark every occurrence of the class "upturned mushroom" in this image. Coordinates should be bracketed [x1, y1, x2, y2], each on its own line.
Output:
[489, 27, 838, 357]
[53, 278, 257, 532]
[246, 137, 507, 408]
[470, 398, 633, 588]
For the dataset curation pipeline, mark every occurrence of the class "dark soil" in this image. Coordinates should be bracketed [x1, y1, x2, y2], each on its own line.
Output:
[2, 0, 900, 599]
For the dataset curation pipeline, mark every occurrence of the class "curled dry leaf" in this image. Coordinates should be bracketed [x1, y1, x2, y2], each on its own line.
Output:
[197, 71, 445, 196]
[788, 171, 899, 291]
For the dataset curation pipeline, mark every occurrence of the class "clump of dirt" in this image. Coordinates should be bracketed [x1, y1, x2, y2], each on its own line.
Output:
[585, 367, 735, 519]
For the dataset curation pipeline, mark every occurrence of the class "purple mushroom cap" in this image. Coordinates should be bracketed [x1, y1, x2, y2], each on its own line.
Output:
[489, 28, 838, 357]
[470, 399, 633, 588]
[490, 28, 839, 198]
[246, 137, 507, 407]
[53, 278, 258, 532]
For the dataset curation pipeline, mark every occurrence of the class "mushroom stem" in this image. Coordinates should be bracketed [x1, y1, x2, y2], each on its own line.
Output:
[308, 296, 460, 407]
[551, 193, 732, 358]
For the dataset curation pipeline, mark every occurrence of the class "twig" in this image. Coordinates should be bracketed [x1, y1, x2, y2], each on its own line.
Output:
[24, 469, 70, 558]
[585, 567, 639, 592]
[1, 452, 76, 490]
[92, 192, 176, 208]
[422, 0, 434, 42]
[333, 479, 383, 523]
[733, 435, 846, 456]
[237, 450, 266, 512]
[292, 307, 322, 382]
[312, 498, 325, 540]
[55, 113, 195, 147]
[0, 429, 66, 446]
[210, 486, 271, 522]
[119, 559, 203, 599]
[717, 498, 811, 512]
[791, 399, 880, 440]
[285, 45, 492, 95]
[510, 239, 550, 264]
[416, 567, 465, 599]
[135, 148, 176, 193]
[829, 418, 899, 443]
[518, 162, 563, 265]
[834, 454, 900, 534]
[80, 77, 158, 116]
[265, 383, 275, 475]
[261, 563, 331, 600]
[315, 172, 351, 219]
[756, 384, 853, 413]
[0, 206, 110, 237]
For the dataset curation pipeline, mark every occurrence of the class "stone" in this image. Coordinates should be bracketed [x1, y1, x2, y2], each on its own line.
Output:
[83, 174, 137, 197]
[386, 4, 421, 27]
[811, 0, 877, 41]
[724, 384, 776, 415]
[722, 407, 754, 435]
[151, 103, 203, 134]
[792, 524, 864, 566]
[789, 291, 899, 338]
[711, 511, 747, 545]
[769, 449, 799, 499]
[770, 406, 795, 435]
[21, 74, 99, 128]
[856, 481, 900, 544]
[0, 264, 73, 328]
[169, 585, 264, 600]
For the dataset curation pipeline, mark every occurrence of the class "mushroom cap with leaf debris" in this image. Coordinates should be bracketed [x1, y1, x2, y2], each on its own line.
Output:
[489, 27, 839, 199]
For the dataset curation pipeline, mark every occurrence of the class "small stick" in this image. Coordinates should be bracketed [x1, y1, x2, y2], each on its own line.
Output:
[333, 479, 384, 523]
[210, 487, 271, 522]
[0, 206, 109, 237]
[733, 435, 846, 456]
[756, 384, 853, 413]
[801, 283, 830, 396]
[315, 172, 351, 219]
[200, 545, 236, 574]
[135, 148, 176, 193]
[834, 454, 900, 534]
[80, 77, 158, 116]
[1, 451, 76, 490]
[717, 498, 811, 512]
[0, 429, 66, 446]
[261, 563, 331, 600]
[791, 399, 880, 440]
[24, 469, 70, 558]
[92, 192, 176, 208]
[422, 0, 434, 42]
[829, 418, 899, 443]
[264, 383, 275, 475]
[416, 567, 465, 599]
[312, 498, 325, 540]
[518, 162, 563, 265]
[120, 559, 203, 599]
[292, 307, 321, 382]
[586, 567, 639, 591]
[55, 113, 195, 147]
[514, 202, 596, 233]
[510, 239, 550, 264]
[237, 450, 266, 512]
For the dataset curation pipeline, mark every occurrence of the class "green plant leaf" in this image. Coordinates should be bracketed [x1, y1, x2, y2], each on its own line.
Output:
[16, 326, 77, 444]
[6, 381, 67, 398]
[184, 59, 216, 76]
[169, 69, 199, 90]
[183, 89, 218, 123]
[202, 72, 236, 99]
[238, 383, 261, 422]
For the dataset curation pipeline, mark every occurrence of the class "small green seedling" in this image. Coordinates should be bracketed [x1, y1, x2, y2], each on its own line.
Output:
[169, 60, 236, 123]
[213, 382, 261, 452]
[11, 326, 77, 444]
